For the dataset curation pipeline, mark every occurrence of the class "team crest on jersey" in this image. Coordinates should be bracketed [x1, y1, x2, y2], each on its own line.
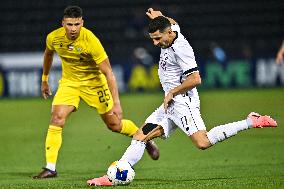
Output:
[67, 44, 74, 51]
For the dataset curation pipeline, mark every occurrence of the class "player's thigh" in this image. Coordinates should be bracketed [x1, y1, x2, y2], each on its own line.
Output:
[52, 83, 80, 110]
[80, 84, 113, 114]
[51, 105, 75, 116]
[170, 100, 206, 136]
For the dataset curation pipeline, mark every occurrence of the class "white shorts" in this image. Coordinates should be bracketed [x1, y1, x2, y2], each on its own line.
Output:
[145, 94, 206, 139]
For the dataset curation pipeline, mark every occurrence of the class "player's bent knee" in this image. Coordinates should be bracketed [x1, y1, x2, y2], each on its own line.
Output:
[193, 139, 211, 150]
[195, 142, 208, 150]
[51, 114, 66, 126]
[106, 122, 121, 133]
[190, 130, 211, 150]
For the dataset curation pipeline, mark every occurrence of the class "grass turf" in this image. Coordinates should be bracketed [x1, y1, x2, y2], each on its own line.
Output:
[0, 88, 283, 189]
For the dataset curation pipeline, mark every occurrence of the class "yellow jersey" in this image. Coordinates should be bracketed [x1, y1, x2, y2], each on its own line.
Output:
[46, 27, 108, 85]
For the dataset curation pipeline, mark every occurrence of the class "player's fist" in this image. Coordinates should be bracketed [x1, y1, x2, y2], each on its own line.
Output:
[146, 8, 163, 19]
[164, 91, 174, 113]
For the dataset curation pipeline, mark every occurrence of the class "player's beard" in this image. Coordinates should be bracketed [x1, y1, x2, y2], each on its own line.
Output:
[160, 43, 169, 49]
[159, 40, 171, 49]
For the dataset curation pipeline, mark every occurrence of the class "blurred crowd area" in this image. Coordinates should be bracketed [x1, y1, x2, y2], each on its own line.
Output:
[0, 0, 283, 64]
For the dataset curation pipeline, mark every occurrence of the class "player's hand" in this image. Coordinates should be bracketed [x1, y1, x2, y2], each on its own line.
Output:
[41, 81, 52, 99]
[164, 91, 174, 113]
[276, 51, 284, 64]
[146, 8, 163, 19]
[276, 41, 284, 64]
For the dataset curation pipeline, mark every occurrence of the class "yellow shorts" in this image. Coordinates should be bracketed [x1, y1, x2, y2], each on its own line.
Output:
[52, 79, 113, 114]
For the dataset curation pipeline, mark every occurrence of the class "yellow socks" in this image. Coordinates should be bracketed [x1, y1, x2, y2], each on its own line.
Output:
[44, 121, 136, 171]
[120, 119, 139, 137]
[45, 125, 62, 171]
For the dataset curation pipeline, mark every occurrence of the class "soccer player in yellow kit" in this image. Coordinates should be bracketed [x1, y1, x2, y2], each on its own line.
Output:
[33, 5, 159, 179]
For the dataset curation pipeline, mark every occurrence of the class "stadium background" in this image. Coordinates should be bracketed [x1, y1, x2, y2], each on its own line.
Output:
[0, 1, 283, 189]
[0, 0, 283, 97]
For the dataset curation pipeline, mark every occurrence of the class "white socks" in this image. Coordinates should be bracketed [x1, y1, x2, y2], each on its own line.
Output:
[206, 119, 251, 145]
[46, 163, 56, 171]
[120, 140, 146, 167]
[120, 119, 253, 166]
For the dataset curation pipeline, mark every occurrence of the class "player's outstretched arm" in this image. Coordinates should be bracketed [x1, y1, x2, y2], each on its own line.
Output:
[276, 40, 284, 64]
[146, 8, 177, 25]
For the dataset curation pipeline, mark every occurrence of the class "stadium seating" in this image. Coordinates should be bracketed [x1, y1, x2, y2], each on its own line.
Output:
[0, 0, 282, 61]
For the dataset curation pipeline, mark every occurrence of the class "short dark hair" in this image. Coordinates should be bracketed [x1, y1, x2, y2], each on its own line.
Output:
[63, 6, 83, 18]
[148, 16, 171, 33]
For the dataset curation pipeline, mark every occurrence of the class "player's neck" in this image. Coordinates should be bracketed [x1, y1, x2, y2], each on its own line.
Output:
[168, 31, 177, 47]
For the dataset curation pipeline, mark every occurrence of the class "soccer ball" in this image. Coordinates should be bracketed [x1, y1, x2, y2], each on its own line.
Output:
[107, 160, 135, 185]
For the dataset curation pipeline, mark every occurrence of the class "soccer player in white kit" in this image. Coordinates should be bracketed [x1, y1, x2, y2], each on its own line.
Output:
[87, 8, 278, 186]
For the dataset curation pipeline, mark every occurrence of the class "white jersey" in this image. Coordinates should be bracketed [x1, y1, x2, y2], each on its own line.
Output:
[158, 24, 199, 99]
[145, 24, 206, 138]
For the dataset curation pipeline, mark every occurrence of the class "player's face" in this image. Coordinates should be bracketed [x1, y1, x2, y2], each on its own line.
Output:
[149, 28, 172, 49]
[62, 17, 84, 40]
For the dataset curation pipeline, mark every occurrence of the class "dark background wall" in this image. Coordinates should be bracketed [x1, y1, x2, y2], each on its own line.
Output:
[0, 0, 283, 62]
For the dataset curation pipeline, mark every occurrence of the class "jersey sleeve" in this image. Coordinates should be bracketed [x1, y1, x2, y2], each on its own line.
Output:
[88, 32, 108, 64]
[174, 42, 198, 76]
[46, 33, 55, 50]
[171, 24, 180, 33]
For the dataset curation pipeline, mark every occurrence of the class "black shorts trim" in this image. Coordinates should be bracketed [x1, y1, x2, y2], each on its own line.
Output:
[183, 67, 199, 76]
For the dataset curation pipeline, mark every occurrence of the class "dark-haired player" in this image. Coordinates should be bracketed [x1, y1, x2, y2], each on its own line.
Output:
[33, 5, 159, 179]
[87, 8, 277, 186]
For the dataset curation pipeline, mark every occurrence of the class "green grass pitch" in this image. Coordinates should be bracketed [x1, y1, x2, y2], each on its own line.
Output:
[0, 88, 283, 189]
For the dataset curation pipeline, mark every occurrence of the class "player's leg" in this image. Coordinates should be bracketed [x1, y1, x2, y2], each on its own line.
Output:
[100, 106, 160, 160]
[167, 95, 211, 150]
[95, 85, 138, 136]
[87, 105, 169, 186]
[82, 84, 159, 160]
[188, 114, 252, 150]
[188, 111, 277, 150]
[46, 105, 75, 167]
[120, 123, 164, 166]
[190, 130, 211, 149]
[119, 104, 171, 167]
[87, 123, 164, 186]
[33, 83, 80, 179]
[81, 84, 136, 135]
[33, 105, 75, 179]
[167, 95, 275, 150]
[204, 112, 277, 147]
[100, 110, 136, 135]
